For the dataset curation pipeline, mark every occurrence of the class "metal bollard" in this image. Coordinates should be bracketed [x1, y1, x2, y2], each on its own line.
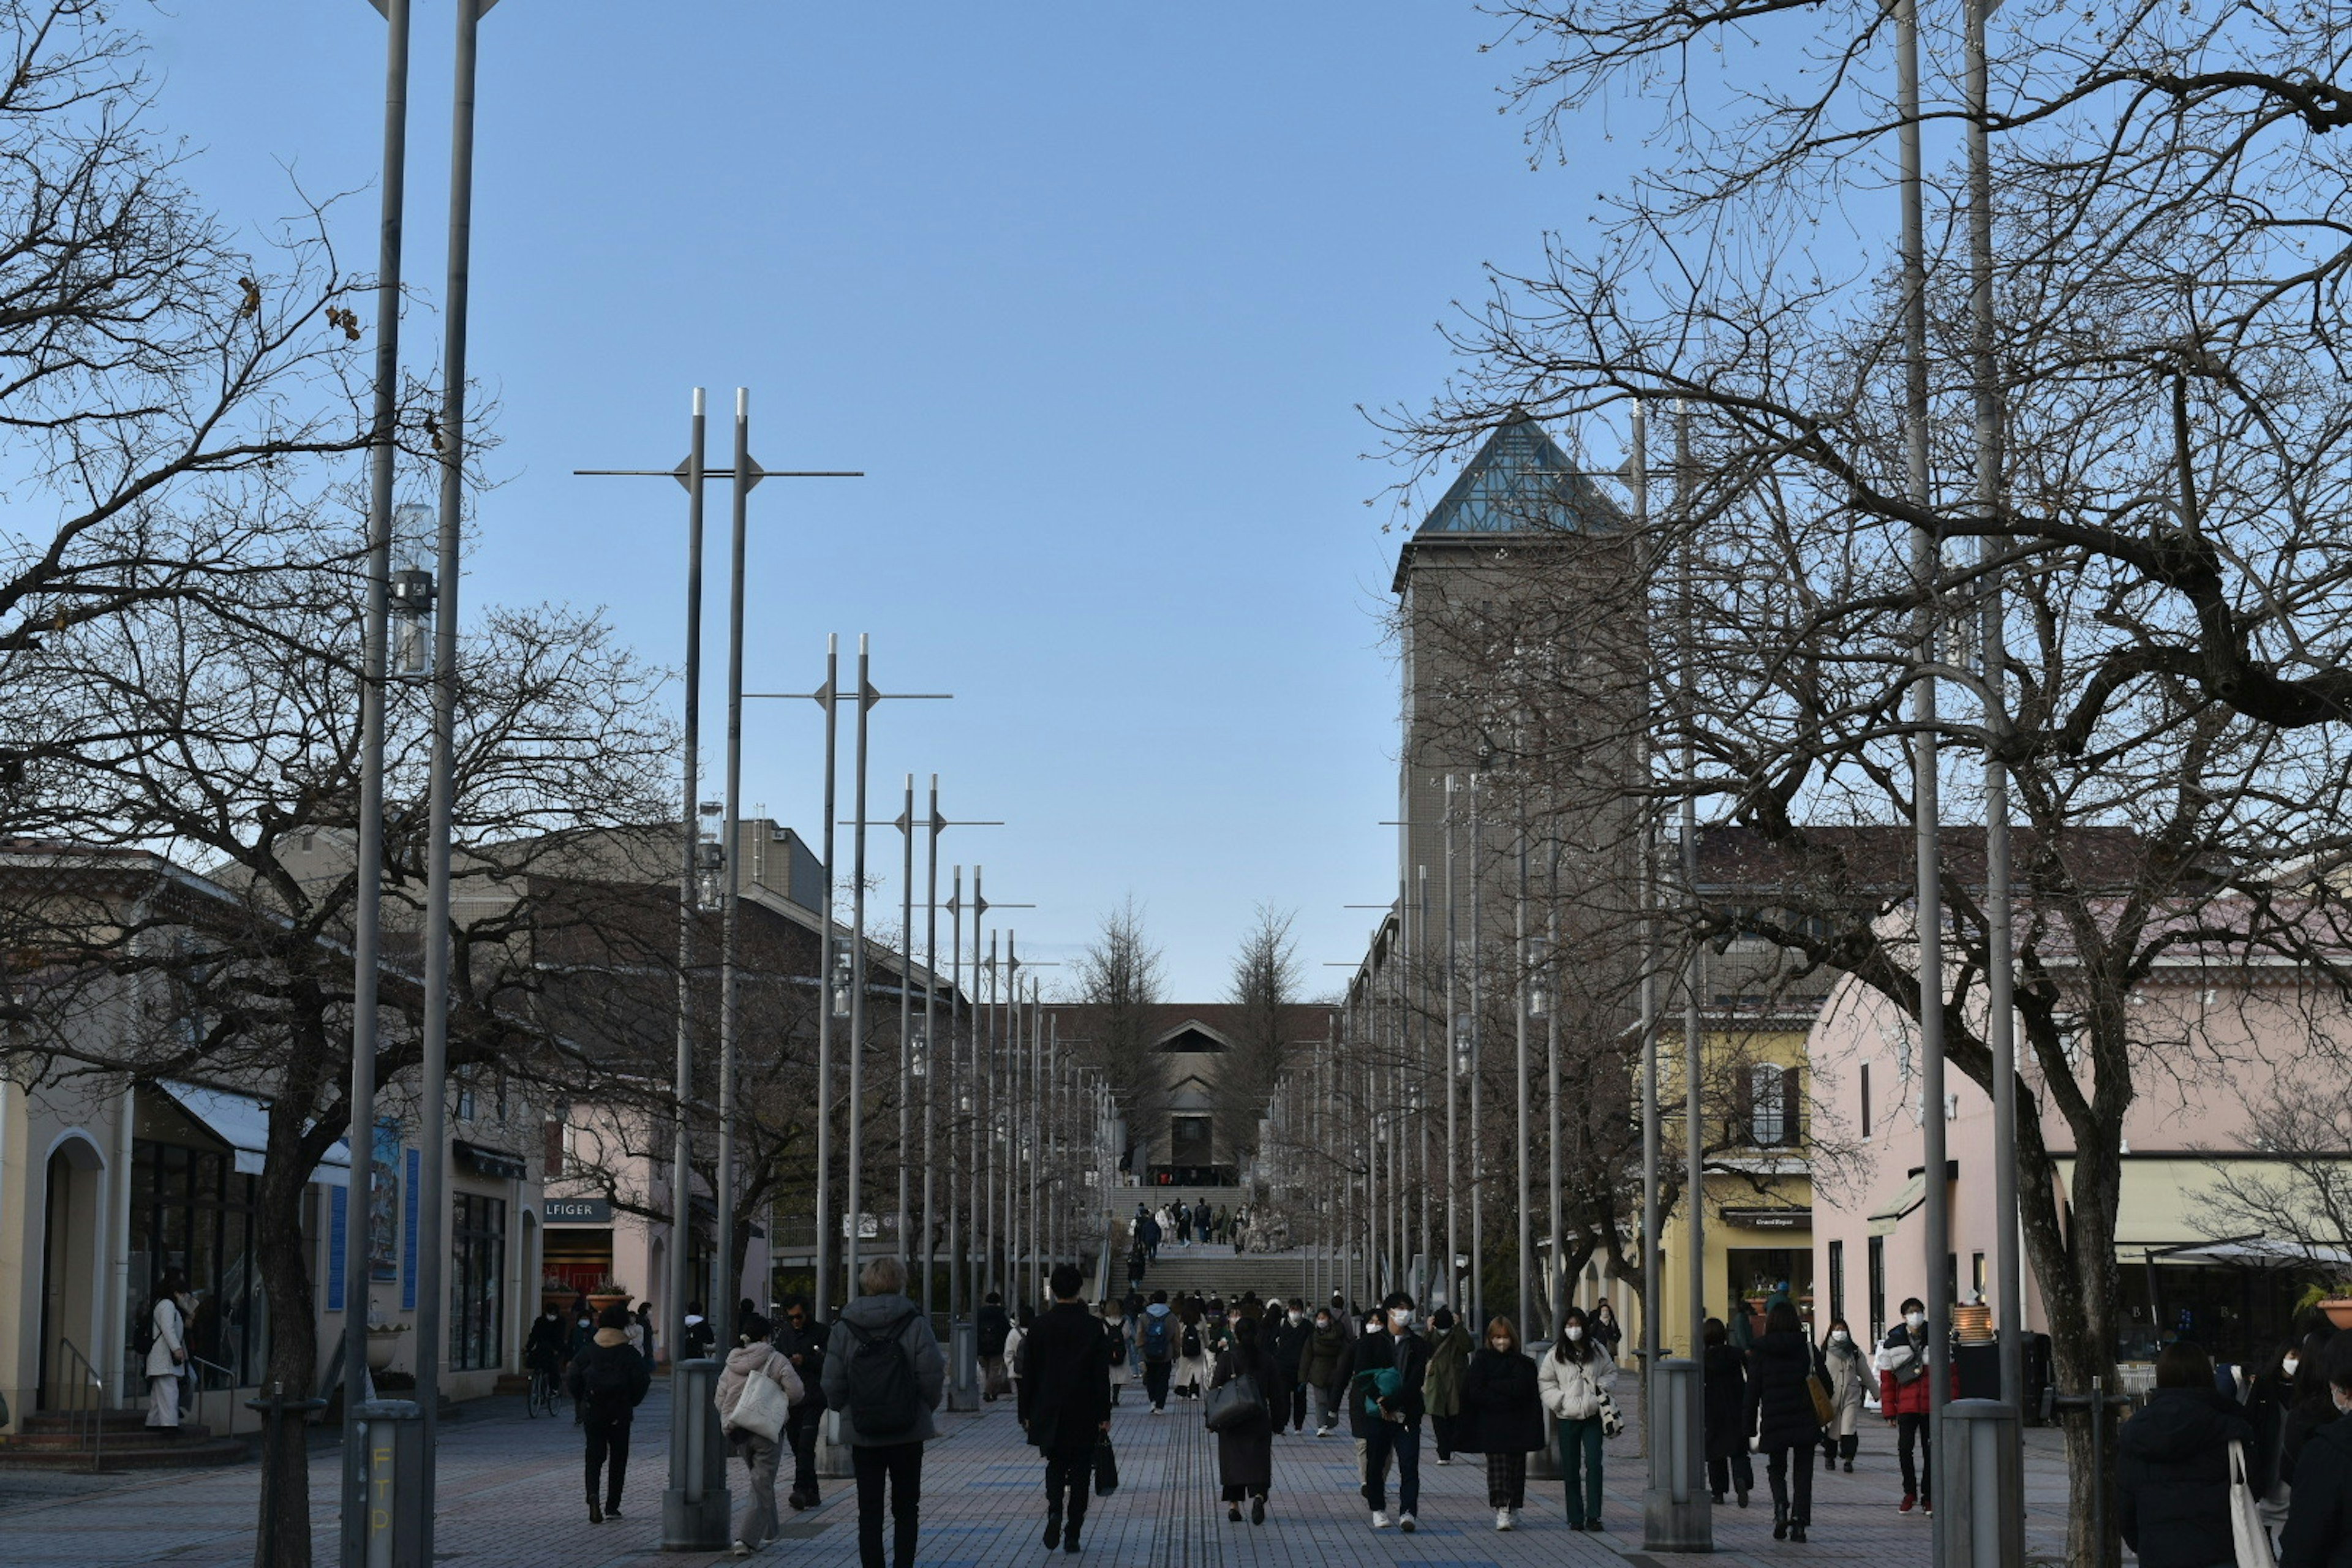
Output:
[340, 1398, 423, 1568]
[1527, 1347, 1563, 1479]
[1940, 1398, 2025, 1568]
[661, 1358, 731, 1551]
[947, 1318, 979, 1413]
[1642, 1357, 1713, 1551]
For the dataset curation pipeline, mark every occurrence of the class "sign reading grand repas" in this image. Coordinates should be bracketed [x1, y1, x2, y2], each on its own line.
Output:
[544, 1197, 613, 1224]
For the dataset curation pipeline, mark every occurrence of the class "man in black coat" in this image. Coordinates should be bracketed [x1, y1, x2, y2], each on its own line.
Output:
[1340, 1293, 1431, 1532]
[772, 1294, 829, 1510]
[1017, 1265, 1112, 1556]
[978, 1291, 1012, 1401]
[1270, 1302, 1313, 1434]
[2285, 1333, 2352, 1568]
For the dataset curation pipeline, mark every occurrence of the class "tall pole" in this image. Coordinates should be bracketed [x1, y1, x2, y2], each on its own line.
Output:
[1896, 6, 1951, 1557]
[1468, 775, 1485, 1324]
[813, 636, 840, 1322]
[948, 866, 965, 1322]
[1674, 402, 1707, 1376]
[1515, 827, 1532, 1338]
[712, 389, 752, 1357]
[412, 2, 488, 1545]
[1545, 907, 1562, 1332]
[921, 778, 942, 1314]
[341, 3, 409, 1558]
[897, 773, 915, 1279]
[1443, 778, 1460, 1313]
[847, 636, 873, 1297]
[1028, 981, 1042, 1305]
[983, 927, 998, 1298]
[1966, 0, 2024, 1427]
[1417, 865, 1433, 1284]
[1632, 399, 1662, 1379]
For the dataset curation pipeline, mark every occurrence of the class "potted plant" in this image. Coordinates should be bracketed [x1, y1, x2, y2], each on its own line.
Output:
[587, 1278, 631, 1316]
[2297, 1281, 2352, 1330]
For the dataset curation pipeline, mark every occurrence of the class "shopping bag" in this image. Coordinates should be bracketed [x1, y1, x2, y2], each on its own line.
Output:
[727, 1370, 790, 1443]
[1597, 1387, 1626, 1439]
[2230, 1439, 2275, 1568]
[1205, 1373, 1267, 1433]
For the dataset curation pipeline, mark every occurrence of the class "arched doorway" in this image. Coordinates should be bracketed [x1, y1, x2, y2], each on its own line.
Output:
[37, 1136, 106, 1412]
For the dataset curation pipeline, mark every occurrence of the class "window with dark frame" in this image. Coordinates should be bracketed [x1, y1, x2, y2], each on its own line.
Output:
[1868, 1234, 1887, 1344]
[1860, 1063, 1871, 1137]
[1829, 1238, 1846, 1329]
[127, 1138, 268, 1387]
[450, 1193, 506, 1372]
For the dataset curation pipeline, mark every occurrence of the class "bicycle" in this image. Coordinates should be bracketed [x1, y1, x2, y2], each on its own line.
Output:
[528, 1361, 564, 1419]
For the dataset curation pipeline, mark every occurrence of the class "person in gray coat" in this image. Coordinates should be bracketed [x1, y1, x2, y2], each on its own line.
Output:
[821, 1258, 946, 1568]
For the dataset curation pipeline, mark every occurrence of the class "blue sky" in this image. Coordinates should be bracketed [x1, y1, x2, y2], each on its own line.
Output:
[150, 1, 1637, 997]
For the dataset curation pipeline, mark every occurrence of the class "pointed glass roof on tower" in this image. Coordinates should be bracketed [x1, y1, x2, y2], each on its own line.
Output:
[1414, 412, 1620, 535]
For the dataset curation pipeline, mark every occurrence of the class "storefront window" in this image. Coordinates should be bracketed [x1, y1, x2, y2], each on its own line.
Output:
[126, 1139, 269, 1387]
[451, 1193, 506, 1371]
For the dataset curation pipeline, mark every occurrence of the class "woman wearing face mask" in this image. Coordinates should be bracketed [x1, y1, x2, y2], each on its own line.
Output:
[2285, 1329, 2342, 1488]
[1819, 1317, 1877, 1474]
[1300, 1308, 1348, 1436]
[1537, 1305, 1618, 1532]
[1422, 1307, 1475, 1465]
[1460, 1316, 1543, 1531]
[2248, 1338, 2302, 1539]
[1702, 1317, 1753, 1507]
[2282, 1332, 2352, 1568]
[2117, 1339, 2252, 1568]
[1745, 1300, 1831, 1542]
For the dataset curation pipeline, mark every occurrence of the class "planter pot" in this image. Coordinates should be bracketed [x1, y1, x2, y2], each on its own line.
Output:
[2318, 1298, 2352, 1330]
[587, 1292, 630, 1318]
[365, 1327, 408, 1373]
[1953, 1304, 1994, 1342]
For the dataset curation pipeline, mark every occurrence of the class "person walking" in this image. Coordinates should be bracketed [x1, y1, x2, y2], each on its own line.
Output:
[568, 1302, 653, 1523]
[1819, 1317, 1877, 1474]
[1019, 1264, 1112, 1555]
[1746, 1300, 1828, 1542]
[978, 1291, 1011, 1402]
[680, 1300, 717, 1362]
[1139, 1289, 1178, 1414]
[1155, 1202, 1176, 1250]
[1591, 1301, 1624, 1361]
[1269, 1300, 1311, 1434]
[1174, 1298, 1213, 1403]
[1174, 1202, 1192, 1246]
[2283, 1332, 2352, 1568]
[2119, 1340, 2254, 1568]
[1702, 1317, 1753, 1507]
[716, 1312, 805, 1556]
[1102, 1297, 1133, 1407]
[1461, 1315, 1544, 1531]
[567, 1294, 599, 1427]
[1196, 1199, 1214, 1247]
[141, 1268, 192, 1434]
[1301, 1304, 1348, 1436]
[822, 1257, 947, 1568]
[625, 1302, 652, 1366]
[1423, 1306, 1474, 1466]
[1005, 1305, 1034, 1406]
[1539, 1304, 1618, 1532]
[525, 1302, 568, 1401]
[1210, 1311, 1278, 1524]
[1344, 1294, 1430, 1532]
[1876, 1296, 1943, 1515]
[2287, 1329, 2342, 1487]
[774, 1294, 829, 1510]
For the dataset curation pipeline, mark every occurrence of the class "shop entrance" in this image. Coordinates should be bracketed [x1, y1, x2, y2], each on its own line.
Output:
[543, 1226, 614, 1302]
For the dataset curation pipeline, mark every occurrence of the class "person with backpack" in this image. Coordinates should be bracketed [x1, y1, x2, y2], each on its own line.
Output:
[1005, 1305, 1033, 1406]
[680, 1300, 716, 1362]
[822, 1257, 946, 1568]
[1300, 1303, 1349, 1436]
[567, 1302, 653, 1523]
[1020, 1264, 1113, 1555]
[1139, 1290, 1177, 1413]
[1423, 1306, 1475, 1465]
[1174, 1298, 1213, 1401]
[1341, 1292, 1431, 1532]
[1102, 1297, 1132, 1407]
[773, 1294, 829, 1510]
[140, 1268, 192, 1433]
[978, 1291, 1011, 1401]
[715, 1312, 804, 1557]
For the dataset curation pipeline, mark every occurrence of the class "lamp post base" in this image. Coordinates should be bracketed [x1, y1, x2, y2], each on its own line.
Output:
[946, 1318, 980, 1413]
[816, 1409, 856, 1480]
[661, 1488, 732, 1551]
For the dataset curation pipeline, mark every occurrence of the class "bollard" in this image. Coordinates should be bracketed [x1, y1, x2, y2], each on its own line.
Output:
[661, 1357, 731, 1550]
[1526, 1347, 1562, 1479]
[339, 1398, 423, 1568]
[1941, 1399, 2025, 1568]
[947, 1318, 979, 1413]
[1642, 1357, 1713, 1551]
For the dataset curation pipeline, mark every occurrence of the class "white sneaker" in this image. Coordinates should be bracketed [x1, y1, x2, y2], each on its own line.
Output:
[729, 1544, 753, 1559]
[1495, 1508, 1513, 1532]
[1314, 1425, 1331, 1437]
[1400, 1513, 1418, 1532]
[1435, 1455, 1452, 1466]
[1371, 1510, 1392, 1530]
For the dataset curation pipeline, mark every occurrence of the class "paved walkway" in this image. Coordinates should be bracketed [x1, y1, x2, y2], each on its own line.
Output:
[0, 1377, 2073, 1567]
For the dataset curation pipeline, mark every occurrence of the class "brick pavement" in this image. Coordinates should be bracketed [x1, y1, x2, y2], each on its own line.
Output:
[0, 1376, 2074, 1567]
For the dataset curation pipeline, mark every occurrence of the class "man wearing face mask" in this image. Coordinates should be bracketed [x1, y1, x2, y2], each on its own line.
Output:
[1341, 1294, 1430, 1532]
[1875, 1298, 1948, 1515]
[2282, 1331, 2352, 1568]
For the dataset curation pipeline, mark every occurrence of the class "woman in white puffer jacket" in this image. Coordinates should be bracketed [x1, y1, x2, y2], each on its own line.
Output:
[1537, 1307, 1619, 1532]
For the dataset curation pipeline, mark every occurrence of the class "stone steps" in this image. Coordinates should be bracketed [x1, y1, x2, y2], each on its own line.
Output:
[0, 1412, 247, 1471]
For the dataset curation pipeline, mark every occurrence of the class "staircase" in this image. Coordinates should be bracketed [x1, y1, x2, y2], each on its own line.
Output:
[0, 1408, 246, 1472]
[1127, 1243, 1319, 1306]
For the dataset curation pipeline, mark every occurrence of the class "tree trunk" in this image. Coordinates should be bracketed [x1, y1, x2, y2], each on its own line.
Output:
[255, 1164, 320, 1568]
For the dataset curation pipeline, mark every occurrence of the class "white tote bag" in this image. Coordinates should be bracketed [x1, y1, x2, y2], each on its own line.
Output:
[2228, 1439, 2274, 1568]
[728, 1369, 790, 1442]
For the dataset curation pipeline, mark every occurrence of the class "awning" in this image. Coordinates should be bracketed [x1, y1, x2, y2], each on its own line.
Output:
[2144, 1239, 2352, 1270]
[1868, 1173, 1926, 1237]
[158, 1080, 352, 1186]
[453, 1140, 527, 1181]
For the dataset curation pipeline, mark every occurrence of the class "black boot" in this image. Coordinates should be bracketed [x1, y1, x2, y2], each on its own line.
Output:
[1773, 1506, 1789, 1540]
[1045, 1512, 1063, 1549]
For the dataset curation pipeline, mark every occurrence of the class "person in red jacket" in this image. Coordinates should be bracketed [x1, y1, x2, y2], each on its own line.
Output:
[1874, 1298, 1956, 1517]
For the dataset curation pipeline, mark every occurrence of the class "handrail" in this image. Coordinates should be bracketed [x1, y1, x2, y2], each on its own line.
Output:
[185, 1354, 238, 1437]
[55, 1336, 104, 1474]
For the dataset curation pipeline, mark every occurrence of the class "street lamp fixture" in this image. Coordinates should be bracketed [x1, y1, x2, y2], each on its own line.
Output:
[831, 949, 853, 1019]
[1453, 1015, 1472, 1078]
[910, 1028, 929, 1079]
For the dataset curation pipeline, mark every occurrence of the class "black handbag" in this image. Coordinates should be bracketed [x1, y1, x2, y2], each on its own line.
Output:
[1093, 1436, 1119, 1496]
[1204, 1373, 1267, 1433]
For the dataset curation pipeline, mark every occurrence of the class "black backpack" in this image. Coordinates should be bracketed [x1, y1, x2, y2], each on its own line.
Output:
[845, 1311, 922, 1440]
[133, 1309, 157, 1359]
[1181, 1324, 1202, 1360]
[581, 1345, 636, 1416]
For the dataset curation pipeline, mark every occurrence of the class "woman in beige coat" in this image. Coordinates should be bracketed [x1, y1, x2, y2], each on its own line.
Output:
[714, 1313, 804, 1556]
[142, 1269, 191, 1431]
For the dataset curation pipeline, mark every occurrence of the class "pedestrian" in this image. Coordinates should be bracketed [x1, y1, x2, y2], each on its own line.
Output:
[1019, 1264, 1112, 1556]
[1875, 1295, 1942, 1516]
[2283, 1330, 2352, 1568]
[1175, 1202, 1192, 1246]
[1343, 1293, 1430, 1532]
[1702, 1317, 1753, 1507]
[1139, 1289, 1177, 1413]
[715, 1311, 805, 1557]
[821, 1256, 947, 1568]
[2288, 1329, 2342, 1487]
[1591, 1301, 1624, 1360]
[568, 1302, 653, 1523]
[525, 1302, 568, 1396]
[141, 1268, 192, 1434]
[1728, 1290, 1757, 1351]
[1156, 1203, 1175, 1250]
[1269, 1300, 1311, 1434]
[1006, 1305, 1034, 1405]
[625, 1301, 652, 1366]
[1539, 1303, 1618, 1532]
[1333, 1291, 1360, 1337]
[1195, 1199, 1214, 1248]
[1142, 1205, 1163, 1261]
[2248, 1338, 2300, 1540]
[774, 1294, 829, 1510]
[1819, 1316, 1876, 1474]
[1461, 1314, 1544, 1532]
[1210, 1311, 1278, 1524]
[2119, 1339, 2254, 1568]
[1423, 1306, 1474, 1465]
[1174, 1298, 1213, 1401]
[1300, 1303, 1348, 1436]
[1746, 1300, 1829, 1542]
[567, 1295, 599, 1427]
[978, 1290, 1011, 1401]
[1126, 1240, 1148, 1297]
[1102, 1296, 1133, 1406]
[681, 1300, 716, 1361]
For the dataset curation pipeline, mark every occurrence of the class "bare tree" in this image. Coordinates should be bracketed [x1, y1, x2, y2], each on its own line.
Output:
[2200, 1076, 2352, 1275]
[1217, 904, 1301, 1163]
[1068, 896, 1167, 1165]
